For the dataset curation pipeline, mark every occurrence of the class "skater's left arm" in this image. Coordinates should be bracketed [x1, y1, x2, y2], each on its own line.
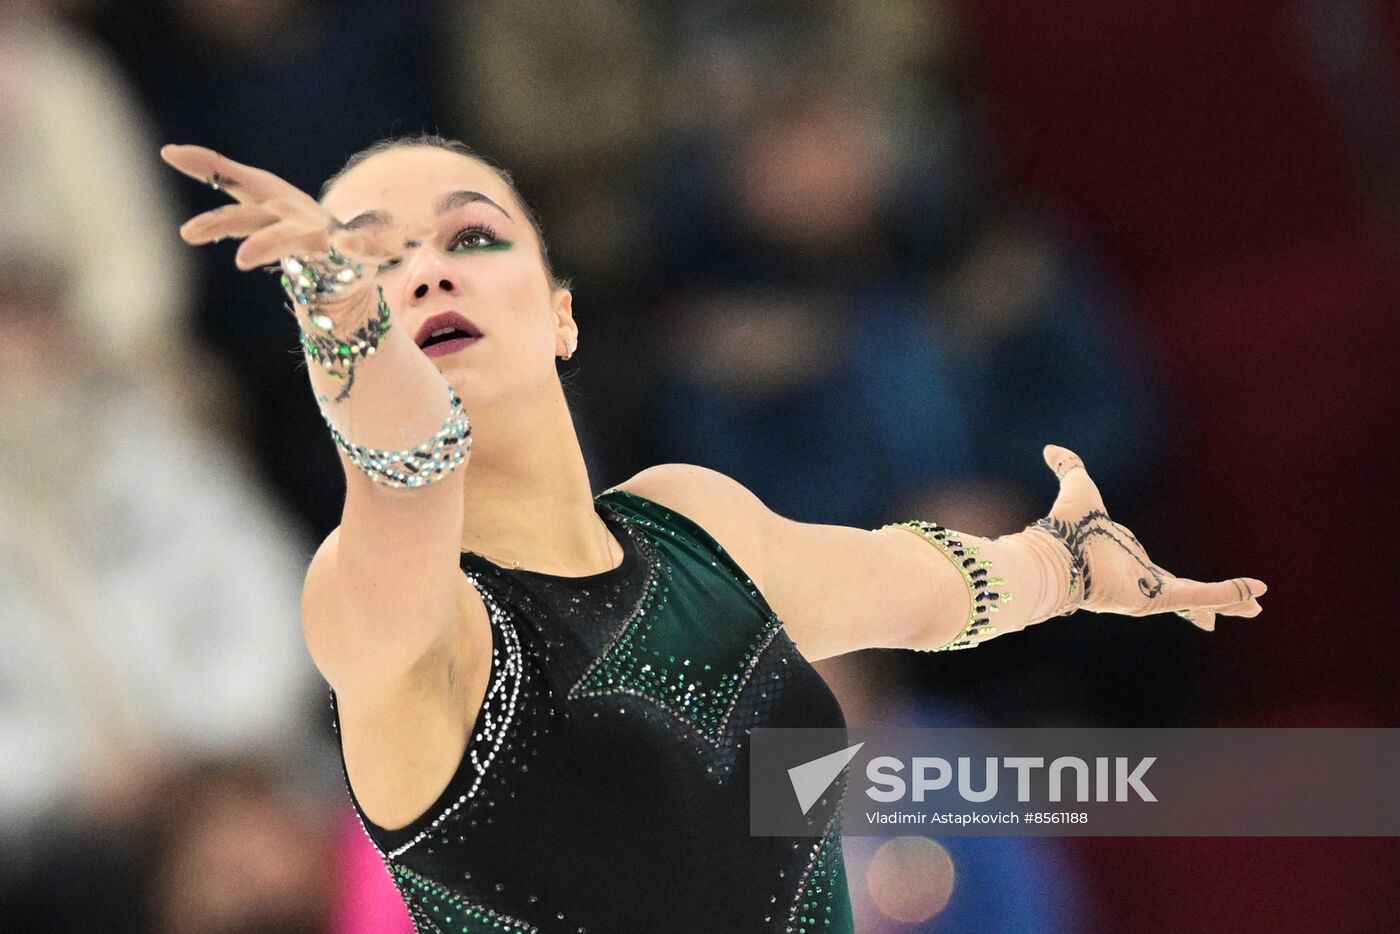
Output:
[614, 448, 1266, 663]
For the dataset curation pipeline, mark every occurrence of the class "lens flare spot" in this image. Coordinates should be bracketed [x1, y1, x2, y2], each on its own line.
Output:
[866, 836, 956, 923]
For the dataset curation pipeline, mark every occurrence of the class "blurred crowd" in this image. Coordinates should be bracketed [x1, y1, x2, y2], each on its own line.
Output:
[1, 0, 1396, 931]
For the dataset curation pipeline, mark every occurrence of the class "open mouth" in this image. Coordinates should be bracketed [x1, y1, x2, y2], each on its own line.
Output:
[415, 312, 484, 357]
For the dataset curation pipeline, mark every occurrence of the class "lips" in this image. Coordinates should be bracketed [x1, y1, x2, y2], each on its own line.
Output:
[414, 311, 484, 357]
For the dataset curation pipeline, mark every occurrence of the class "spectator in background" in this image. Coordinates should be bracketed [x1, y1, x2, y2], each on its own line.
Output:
[439, 0, 665, 286]
[0, 3, 351, 924]
[142, 758, 335, 934]
[9, 756, 345, 934]
[0, 236, 335, 903]
[644, 67, 1156, 532]
[0, 1, 192, 377]
[72, 0, 447, 536]
[643, 78, 965, 528]
[902, 204, 1160, 532]
[435, 0, 670, 485]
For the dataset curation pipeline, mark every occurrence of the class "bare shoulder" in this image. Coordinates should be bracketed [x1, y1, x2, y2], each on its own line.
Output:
[610, 464, 939, 662]
[607, 463, 772, 587]
[609, 462, 766, 516]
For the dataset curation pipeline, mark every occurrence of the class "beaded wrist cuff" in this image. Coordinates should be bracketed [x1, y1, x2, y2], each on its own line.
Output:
[323, 384, 473, 488]
[884, 520, 1012, 651]
[279, 251, 389, 403]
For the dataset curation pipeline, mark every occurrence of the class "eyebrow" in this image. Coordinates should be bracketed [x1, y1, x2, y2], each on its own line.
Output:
[438, 190, 512, 219]
[342, 209, 391, 230]
[342, 190, 513, 230]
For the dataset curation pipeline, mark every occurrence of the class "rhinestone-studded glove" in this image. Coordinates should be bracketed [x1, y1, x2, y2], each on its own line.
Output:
[279, 251, 392, 401]
[161, 144, 398, 402]
[1021, 444, 1266, 631]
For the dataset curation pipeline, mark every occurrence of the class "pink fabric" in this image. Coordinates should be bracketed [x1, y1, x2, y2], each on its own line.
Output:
[327, 806, 414, 934]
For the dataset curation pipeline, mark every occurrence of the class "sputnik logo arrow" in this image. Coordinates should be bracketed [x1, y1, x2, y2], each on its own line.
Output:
[788, 742, 865, 815]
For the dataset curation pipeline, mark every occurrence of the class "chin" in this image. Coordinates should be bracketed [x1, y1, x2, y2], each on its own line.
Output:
[438, 353, 554, 408]
[441, 363, 483, 391]
[441, 365, 505, 407]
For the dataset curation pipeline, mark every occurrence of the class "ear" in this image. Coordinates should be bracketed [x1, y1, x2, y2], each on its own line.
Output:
[552, 287, 577, 354]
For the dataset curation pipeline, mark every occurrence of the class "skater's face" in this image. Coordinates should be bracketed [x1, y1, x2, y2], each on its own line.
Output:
[321, 147, 574, 407]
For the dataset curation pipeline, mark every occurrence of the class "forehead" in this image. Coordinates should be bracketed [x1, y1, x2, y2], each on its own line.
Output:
[322, 147, 518, 223]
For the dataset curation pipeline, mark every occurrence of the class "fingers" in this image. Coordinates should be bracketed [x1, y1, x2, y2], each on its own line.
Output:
[1043, 444, 1086, 478]
[235, 222, 330, 270]
[1043, 443, 1107, 517]
[1174, 607, 1218, 632]
[179, 203, 278, 244]
[1166, 576, 1267, 630]
[1223, 576, 1266, 612]
[1162, 575, 1265, 612]
[163, 144, 355, 274]
[159, 144, 303, 204]
[160, 143, 222, 185]
[231, 206, 390, 268]
[328, 226, 399, 264]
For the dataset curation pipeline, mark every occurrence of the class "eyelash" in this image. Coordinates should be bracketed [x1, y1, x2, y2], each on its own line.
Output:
[376, 224, 505, 272]
[449, 223, 501, 251]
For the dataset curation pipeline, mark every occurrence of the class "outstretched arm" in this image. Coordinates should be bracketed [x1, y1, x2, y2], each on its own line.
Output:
[617, 447, 1266, 663]
[161, 145, 476, 692]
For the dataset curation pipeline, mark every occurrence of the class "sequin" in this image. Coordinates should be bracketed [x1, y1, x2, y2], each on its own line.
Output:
[323, 383, 472, 488]
[331, 490, 854, 932]
[392, 863, 538, 933]
[567, 518, 783, 750]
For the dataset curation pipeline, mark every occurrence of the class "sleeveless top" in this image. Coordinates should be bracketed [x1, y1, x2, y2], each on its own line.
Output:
[329, 488, 855, 933]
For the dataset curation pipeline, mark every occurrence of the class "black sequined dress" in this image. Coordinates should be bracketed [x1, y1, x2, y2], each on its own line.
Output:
[330, 489, 854, 933]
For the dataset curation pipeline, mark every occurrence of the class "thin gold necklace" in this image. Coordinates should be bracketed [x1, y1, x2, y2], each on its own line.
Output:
[471, 512, 618, 573]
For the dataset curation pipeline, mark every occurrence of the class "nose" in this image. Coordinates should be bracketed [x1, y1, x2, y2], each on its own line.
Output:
[412, 275, 459, 301]
[404, 251, 463, 306]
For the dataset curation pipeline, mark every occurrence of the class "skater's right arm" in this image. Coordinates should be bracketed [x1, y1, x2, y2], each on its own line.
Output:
[162, 145, 477, 694]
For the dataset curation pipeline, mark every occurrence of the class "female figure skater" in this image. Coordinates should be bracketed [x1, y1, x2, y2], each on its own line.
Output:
[161, 136, 1266, 934]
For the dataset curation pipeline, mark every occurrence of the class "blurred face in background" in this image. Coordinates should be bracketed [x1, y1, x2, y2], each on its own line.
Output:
[0, 257, 71, 396]
[320, 146, 574, 411]
[727, 89, 886, 258]
[147, 768, 330, 934]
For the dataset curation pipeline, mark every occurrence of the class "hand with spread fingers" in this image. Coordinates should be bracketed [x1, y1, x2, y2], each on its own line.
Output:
[161, 143, 398, 271]
[160, 144, 401, 400]
[1028, 444, 1267, 631]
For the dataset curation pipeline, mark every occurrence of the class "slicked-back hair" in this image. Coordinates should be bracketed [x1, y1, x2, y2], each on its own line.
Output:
[321, 133, 570, 292]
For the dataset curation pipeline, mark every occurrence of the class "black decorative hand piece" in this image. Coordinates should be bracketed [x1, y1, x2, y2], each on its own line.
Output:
[1031, 445, 1266, 631]
[160, 144, 401, 403]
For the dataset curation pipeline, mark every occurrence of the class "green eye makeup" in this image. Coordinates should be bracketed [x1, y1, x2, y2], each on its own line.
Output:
[449, 224, 512, 252]
[374, 225, 512, 274]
